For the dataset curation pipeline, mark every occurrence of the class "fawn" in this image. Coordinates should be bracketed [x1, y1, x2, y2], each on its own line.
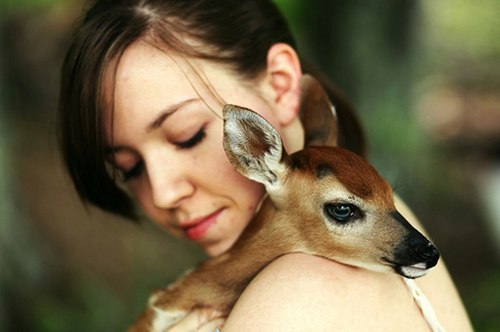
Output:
[129, 75, 440, 331]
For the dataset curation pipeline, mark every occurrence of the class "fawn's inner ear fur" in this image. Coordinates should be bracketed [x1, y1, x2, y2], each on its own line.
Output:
[222, 105, 288, 192]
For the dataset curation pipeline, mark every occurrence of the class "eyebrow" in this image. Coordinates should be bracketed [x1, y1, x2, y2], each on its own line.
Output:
[146, 98, 199, 133]
[105, 98, 200, 154]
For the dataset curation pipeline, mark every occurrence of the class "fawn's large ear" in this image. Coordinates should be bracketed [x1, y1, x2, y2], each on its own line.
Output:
[299, 74, 339, 147]
[222, 105, 289, 192]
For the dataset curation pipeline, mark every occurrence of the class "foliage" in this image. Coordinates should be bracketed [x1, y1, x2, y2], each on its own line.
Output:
[464, 271, 500, 332]
[422, 0, 500, 59]
[1, 0, 63, 21]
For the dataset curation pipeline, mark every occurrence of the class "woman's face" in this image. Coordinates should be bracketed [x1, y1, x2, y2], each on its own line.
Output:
[104, 41, 289, 257]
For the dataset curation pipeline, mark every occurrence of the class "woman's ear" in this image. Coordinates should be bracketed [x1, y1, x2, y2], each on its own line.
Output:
[263, 43, 302, 127]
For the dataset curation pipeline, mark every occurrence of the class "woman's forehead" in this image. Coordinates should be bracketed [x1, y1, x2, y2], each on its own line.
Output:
[101, 41, 230, 141]
[106, 41, 234, 106]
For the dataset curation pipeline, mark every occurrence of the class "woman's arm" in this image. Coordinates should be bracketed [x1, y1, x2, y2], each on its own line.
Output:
[222, 197, 473, 331]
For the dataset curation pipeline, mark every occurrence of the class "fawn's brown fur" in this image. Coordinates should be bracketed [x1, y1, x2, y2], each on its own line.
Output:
[128, 75, 439, 331]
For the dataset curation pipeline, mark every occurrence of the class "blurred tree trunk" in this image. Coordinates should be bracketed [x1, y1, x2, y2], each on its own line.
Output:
[0, 41, 9, 332]
[299, 0, 419, 105]
[0, 25, 15, 332]
[0, 12, 52, 332]
[0, 28, 20, 332]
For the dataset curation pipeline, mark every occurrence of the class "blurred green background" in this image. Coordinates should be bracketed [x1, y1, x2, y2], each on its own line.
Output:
[1, 0, 500, 331]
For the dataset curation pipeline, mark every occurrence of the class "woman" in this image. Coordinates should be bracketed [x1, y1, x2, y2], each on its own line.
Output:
[58, 0, 473, 330]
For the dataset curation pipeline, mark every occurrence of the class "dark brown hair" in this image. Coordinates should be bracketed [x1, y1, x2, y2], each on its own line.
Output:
[58, 0, 365, 220]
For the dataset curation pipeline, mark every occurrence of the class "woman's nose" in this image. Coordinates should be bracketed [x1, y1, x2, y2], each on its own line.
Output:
[147, 162, 196, 210]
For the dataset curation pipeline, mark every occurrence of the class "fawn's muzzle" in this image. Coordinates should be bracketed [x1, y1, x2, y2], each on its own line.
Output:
[390, 234, 440, 279]
[382, 212, 440, 279]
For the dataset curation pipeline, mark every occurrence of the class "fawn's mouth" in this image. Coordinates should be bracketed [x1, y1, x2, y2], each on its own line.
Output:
[382, 259, 431, 279]
[397, 262, 431, 279]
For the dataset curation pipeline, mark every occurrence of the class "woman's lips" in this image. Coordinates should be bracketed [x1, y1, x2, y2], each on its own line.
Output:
[182, 209, 224, 241]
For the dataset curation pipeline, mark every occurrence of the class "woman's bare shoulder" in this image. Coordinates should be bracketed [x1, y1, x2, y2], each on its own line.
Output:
[223, 253, 425, 331]
[223, 252, 473, 331]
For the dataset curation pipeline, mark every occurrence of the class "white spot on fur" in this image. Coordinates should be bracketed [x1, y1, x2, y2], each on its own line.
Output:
[150, 307, 187, 332]
[401, 263, 430, 279]
[350, 260, 393, 274]
[330, 105, 337, 118]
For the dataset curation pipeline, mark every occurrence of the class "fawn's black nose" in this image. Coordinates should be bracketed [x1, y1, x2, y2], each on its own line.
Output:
[408, 236, 440, 267]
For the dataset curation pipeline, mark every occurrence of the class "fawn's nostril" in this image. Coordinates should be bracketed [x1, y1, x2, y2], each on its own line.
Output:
[407, 236, 440, 262]
[415, 241, 439, 259]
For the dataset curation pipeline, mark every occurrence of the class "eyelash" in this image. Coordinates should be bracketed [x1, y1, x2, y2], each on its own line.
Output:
[121, 126, 207, 181]
[122, 161, 144, 181]
[174, 126, 206, 149]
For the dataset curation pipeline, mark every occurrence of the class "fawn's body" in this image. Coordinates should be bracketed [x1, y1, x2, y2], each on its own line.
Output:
[129, 75, 440, 331]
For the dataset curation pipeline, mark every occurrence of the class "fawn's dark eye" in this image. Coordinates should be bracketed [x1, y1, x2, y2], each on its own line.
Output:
[324, 203, 357, 223]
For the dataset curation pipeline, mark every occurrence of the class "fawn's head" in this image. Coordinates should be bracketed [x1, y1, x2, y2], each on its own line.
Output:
[221, 75, 439, 279]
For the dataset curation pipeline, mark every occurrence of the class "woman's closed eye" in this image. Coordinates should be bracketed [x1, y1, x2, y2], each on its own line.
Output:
[122, 160, 144, 181]
[119, 126, 207, 182]
[121, 126, 206, 181]
[174, 126, 206, 149]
